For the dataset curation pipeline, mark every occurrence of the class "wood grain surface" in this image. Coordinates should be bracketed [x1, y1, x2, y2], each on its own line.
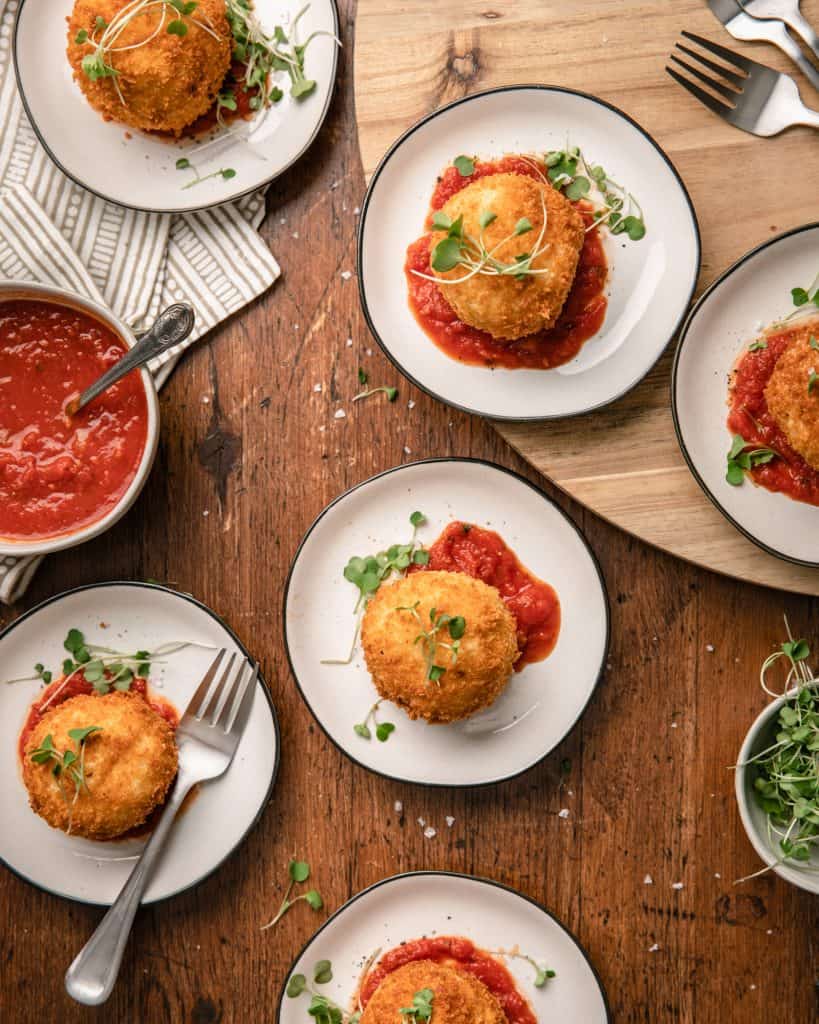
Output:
[1, 2, 818, 1023]
[354, 0, 819, 595]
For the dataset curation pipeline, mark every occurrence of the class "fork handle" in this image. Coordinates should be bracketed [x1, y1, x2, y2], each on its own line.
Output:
[775, 22, 819, 90]
[782, 9, 819, 63]
[797, 104, 819, 128]
[64, 771, 195, 1006]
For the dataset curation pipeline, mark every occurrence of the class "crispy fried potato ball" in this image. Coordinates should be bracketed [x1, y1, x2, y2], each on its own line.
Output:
[360, 570, 519, 724]
[432, 171, 585, 340]
[23, 691, 177, 840]
[66, 0, 231, 135]
[361, 961, 505, 1024]
[765, 320, 819, 471]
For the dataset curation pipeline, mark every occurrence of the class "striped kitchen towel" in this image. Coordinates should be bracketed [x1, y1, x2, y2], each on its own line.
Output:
[0, 0, 280, 604]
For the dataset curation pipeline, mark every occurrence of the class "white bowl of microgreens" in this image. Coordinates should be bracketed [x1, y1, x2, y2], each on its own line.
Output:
[734, 629, 819, 894]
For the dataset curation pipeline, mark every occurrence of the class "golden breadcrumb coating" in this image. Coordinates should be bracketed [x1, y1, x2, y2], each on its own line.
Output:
[360, 570, 518, 724]
[765, 318, 819, 471]
[23, 691, 177, 840]
[432, 171, 586, 340]
[361, 961, 505, 1024]
[66, 0, 231, 135]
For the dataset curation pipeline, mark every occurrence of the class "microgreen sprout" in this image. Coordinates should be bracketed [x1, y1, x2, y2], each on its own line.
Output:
[733, 620, 819, 879]
[395, 601, 466, 683]
[4, 628, 199, 708]
[725, 433, 778, 486]
[286, 959, 361, 1024]
[453, 155, 475, 176]
[321, 513, 428, 665]
[29, 725, 103, 833]
[261, 857, 324, 931]
[486, 950, 557, 987]
[176, 156, 236, 189]
[354, 699, 395, 742]
[353, 385, 398, 403]
[399, 988, 434, 1022]
[544, 143, 646, 240]
[748, 339, 767, 352]
[789, 271, 819, 312]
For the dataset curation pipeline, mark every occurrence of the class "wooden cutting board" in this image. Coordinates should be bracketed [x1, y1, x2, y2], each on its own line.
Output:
[354, 0, 819, 595]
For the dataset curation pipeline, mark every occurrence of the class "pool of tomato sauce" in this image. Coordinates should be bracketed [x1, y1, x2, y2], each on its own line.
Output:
[728, 325, 819, 506]
[17, 671, 194, 840]
[181, 63, 261, 137]
[405, 156, 608, 370]
[409, 521, 560, 668]
[0, 299, 148, 541]
[358, 936, 536, 1024]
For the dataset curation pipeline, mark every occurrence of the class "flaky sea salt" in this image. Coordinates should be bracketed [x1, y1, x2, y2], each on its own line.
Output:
[558, 808, 570, 819]
[341, 270, 352, 281]
[671, 882, 684, 890]
[648, 943, 660, 953]
[644, 874, 653, 885]
[314, 383, 322, 392]
[445, 816, 455, 827]
[334, 409, 346, 420]
[424, 827, 437, 839]
[394, 801, 403, 814]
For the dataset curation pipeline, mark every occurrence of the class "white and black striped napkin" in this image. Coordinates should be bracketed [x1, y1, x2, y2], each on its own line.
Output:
[0, 0, 280, 603]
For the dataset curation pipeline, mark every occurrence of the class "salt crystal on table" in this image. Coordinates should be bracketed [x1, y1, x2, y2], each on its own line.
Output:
[346, 338, 353, 347]
[354, 207, 360, 215]
[404, 446, 412, 455]
[417, 817, 425, 827]
[644, 874, 653, 885]
[341, 271, 352, 281]
[424, 827, 437, 839]
[292, 232, 299, 239]
[314, 384, 322, 392]
[394, 801, 403, 814]
[445, 816, 455, 827]
[334, 409, 346, 419]
[706, 644, 714, 652]
[648, 943, 660, 953]
[408, 400, 416, 409]
[558, 808, 570, 819]
[671, 882, 684, 890]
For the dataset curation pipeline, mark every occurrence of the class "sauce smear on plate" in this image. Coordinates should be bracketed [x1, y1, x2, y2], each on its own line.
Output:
[405, 156, 608, 370]
[359, 935, 536, 1024]
[411, 521, 561, 667]
[0, 299, 148, 541]
[728, 324, 819, 506]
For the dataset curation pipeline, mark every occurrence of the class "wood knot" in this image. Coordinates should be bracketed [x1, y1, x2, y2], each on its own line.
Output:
[198, 426, 241, 503]
[449, 49, 481, 83]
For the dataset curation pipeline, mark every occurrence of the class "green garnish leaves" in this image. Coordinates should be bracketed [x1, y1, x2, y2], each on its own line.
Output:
[792, 287, 810, 306]
[479, 209, 497, 230]
[175, 157, 191, 170]
[355, 700, 395, 744]
[353, 722, 371, 739]
[177, 156, 238, 190]
[788, 273, 819, 316]
[29, 725, 103, 831]
[376, 722, 395, 742]
[453, 155, 475, 176]
[431, 236, 463, 272]
[352, 385, 399, 404]
[75, 28, 88, 43]
[748, 340, 767, 352]
[534, 967, 557, 987]
[810, 336, 819, 350]
[67, 725, 102, 745]
[564, 176, 590, 201]
[261, 858, 324, 931]
[431, 211, 452, 231]
[358, 367, 368, 385]
[514, 217, 532, 236]
[217, 90, 238, 112]
[34, 663, 52, 686]
[809, 370, 818, 395]
[397, 603, 466, 682]
[287, 974, 307, 998]
[399, 988, 434, 1022]
[725, 434, 778, 486]
[167, 19, 188, 35]
[94, 15, 107, 29]
[313, 960, 333, 985]
[409, 511, 426, 528]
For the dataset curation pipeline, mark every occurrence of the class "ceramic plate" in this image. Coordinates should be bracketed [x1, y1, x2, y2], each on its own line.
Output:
[358, 85, 700, 421]
[673, 223, 819, 566]
[0, 582, 279, 905]
[277, 872, 610, 1023]
[14, 0, 339, 213]
[284, 459, 609, 786]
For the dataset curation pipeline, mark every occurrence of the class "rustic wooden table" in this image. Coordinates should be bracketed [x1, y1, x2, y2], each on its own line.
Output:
[1, 3, 817, 1022]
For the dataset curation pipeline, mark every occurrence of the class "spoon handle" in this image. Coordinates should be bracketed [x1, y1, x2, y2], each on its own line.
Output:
[74, 303, 195, 412]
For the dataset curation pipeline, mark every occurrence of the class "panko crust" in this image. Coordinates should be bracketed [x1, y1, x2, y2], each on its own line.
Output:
[765, 319, 819, 471]
[23, 691, 178, 840]
[361, 960, 505, 1024]
[66, 0, 231, 135]
[360, 570, 519, 724]
[432, 171, 586, 340]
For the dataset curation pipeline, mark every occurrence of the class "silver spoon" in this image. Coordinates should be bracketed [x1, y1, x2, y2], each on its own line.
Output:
[68, 303, 195, 415]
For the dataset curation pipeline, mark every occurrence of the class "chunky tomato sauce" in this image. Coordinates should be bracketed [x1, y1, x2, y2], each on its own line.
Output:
[406, 156, 608, 370]
[359, 936, 536, 1024]
[410, 521, 560, 668]
[18, 672, 178, 761]
[0, 299, 148, 541]
[728, 326, 819, 506]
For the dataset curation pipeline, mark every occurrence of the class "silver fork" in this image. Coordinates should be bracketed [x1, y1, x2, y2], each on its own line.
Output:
[739, 0, 819, 61]
[64, 649, 259, 1006]
[708, 0, 819, 90]
[667, 31, 819, 134]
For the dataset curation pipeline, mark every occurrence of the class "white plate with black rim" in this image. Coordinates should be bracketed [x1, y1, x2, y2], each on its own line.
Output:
[13, 0, 339, 213]
[673, 223, 819, 567]
[357, 84, 700, 421]
[277, 871, 611, 1023]
[0, 582, 279, 905]
[284, 458, 609, 787]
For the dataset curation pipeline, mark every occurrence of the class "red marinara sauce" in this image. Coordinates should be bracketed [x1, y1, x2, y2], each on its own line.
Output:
[405, 155, 608, 370]
[183, 62, 261, 136]
[0, 299, 149, 541]
[18, 672, 178, 762]
[727, 325, 819, 506]
[410, 521, 560, 668]
[359, 936, 536, 1024]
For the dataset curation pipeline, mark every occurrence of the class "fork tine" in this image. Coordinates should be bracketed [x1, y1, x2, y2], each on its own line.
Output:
[187, 649, 226, 718]
[681, 30, 753, 72]
[224, 661, 258, 736]
[670, 55, 739, 102]
[202, 652, 237, 724]
[665, 66, 736, 120]
[674, 43, 746, 89]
